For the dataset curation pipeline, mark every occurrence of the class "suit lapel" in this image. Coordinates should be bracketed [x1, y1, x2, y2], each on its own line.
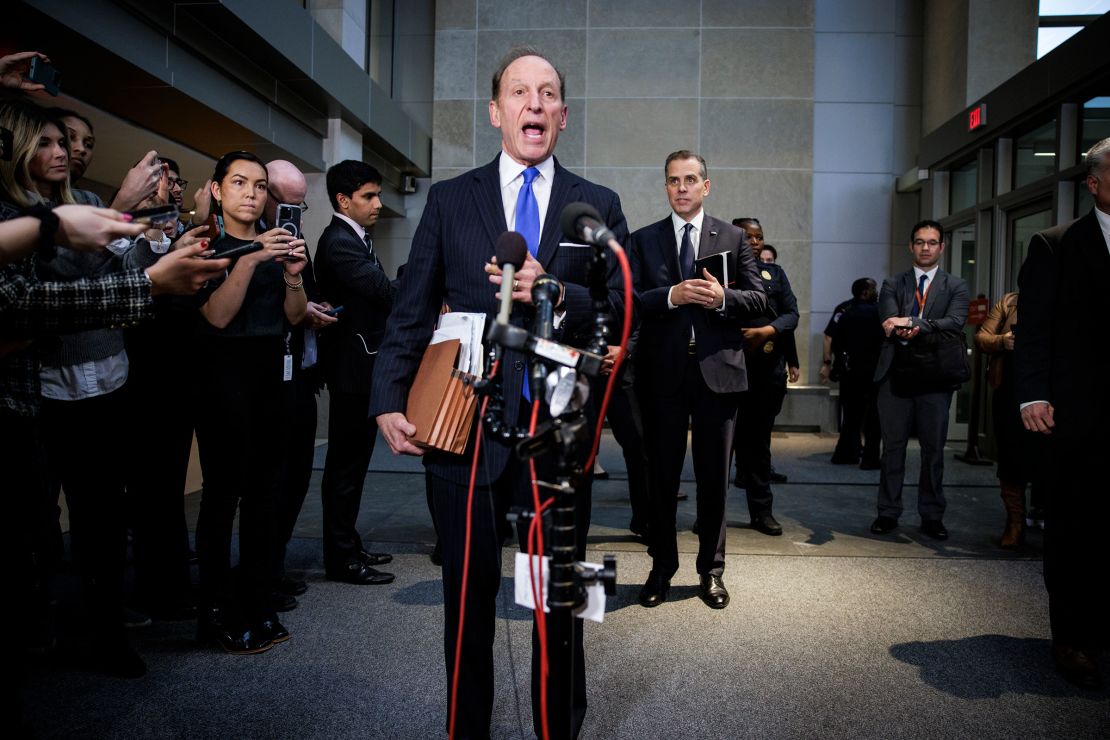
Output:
[700, 215, 721, 263]
[537, 159, 576, 268]
[902, 271, 916, 316]
[471, 157, 507, 249]
[660, 217, 680, 279]
[923, 270, 947, 318]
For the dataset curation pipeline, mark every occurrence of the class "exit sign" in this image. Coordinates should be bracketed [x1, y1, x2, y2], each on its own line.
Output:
[968, 103, 987, 131]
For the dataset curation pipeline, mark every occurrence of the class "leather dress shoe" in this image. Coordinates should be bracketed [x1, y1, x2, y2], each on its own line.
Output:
[752, 515, 783, 536]
[196, 607, 272, 655]
[357, 550, 393, 567]
[638, 571, 670, 608]
[276, 575, 307, 596]
[769, 470, 788, 484]
[870, 516, 898, 534]
[1053, 644, 1104, 689]
[859, 459, 881, 471]
[430, 540, 443, 566]
[699, 574, 730, 609]
[920, 520, 949, 540]
[271, 592, 298, 612]
[254, 617, 291, 645]
[327, 562, 395, 585]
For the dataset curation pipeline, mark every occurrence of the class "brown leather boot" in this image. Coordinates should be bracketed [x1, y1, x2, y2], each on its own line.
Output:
[999, 482, 1026, 548]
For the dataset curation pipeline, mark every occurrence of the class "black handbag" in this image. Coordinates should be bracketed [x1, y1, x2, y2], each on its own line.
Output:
[890, 331, 971, 396]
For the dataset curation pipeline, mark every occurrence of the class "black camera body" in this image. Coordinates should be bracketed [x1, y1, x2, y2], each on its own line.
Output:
[276, 203, 302, 238]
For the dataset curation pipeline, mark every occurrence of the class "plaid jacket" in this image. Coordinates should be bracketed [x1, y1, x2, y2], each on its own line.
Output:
[0, 205, 155, 416]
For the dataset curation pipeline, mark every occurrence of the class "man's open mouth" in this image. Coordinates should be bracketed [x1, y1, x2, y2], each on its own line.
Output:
[522, 123, 545, 139]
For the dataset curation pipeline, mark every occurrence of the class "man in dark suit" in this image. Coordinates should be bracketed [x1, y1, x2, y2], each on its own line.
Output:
[631, 150, 767, 611]
[369, 47, 628, 739]
[1014, 137, 1110, 690]
[313, 160, 395, 586]
[732, 225, 799, 537]
[824, 278, 883, 469]
[870, 220, 969, 540]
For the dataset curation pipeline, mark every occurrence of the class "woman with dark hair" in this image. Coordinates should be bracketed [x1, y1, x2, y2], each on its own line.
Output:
[193, 150, 308, 654]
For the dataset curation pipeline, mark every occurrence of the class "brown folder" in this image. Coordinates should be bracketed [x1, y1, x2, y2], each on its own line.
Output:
[405, 339, 479, 454]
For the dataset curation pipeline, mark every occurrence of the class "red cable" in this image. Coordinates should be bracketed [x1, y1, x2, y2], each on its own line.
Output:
[526, 399, 551, 740]
[448, 360, 497, 740]
[584, 242, 635, 473]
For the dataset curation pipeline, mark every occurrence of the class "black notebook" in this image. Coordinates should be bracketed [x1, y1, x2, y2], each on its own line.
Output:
[694, 250, 732, 286]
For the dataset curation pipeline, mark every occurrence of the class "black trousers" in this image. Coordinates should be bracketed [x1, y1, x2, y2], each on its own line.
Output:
[641, 352, 739, 578]
[273, 367, 319, 580]
[430, 421, 592, 740]
[193, 335, 285, 623]
[320, 389, 375, 570]
[734, 365, 787, 519]
[833, 373, 880, 464]
[603, 361, 650, 530]
[40, 389, 130, 639]
[1043, 431, 1108, 648]
[124, 327, 194, 608]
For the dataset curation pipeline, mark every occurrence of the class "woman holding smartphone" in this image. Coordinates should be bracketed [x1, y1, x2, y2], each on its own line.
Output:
[193, 151, 307, 654]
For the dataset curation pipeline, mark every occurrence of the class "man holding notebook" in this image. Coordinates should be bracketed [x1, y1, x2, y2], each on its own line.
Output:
[629, 150, 767, 610]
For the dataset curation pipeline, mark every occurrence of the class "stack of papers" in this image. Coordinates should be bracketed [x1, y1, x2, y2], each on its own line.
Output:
[430, 312, 486, 376]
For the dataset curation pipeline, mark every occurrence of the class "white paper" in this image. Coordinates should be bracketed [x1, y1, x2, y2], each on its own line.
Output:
[513, 552, 606, 623]
[433, 312, 486, 375]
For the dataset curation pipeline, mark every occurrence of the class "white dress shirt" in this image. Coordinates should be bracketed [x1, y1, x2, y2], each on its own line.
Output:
[499, 151, 554, 238]
[666, 209, 704, 310]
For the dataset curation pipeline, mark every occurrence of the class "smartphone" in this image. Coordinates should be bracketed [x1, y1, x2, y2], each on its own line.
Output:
[323, 305, 345, 317]
[204, 212, 223, 242]
[27, 57, 61, 96]
[276, 203, 302, 238]
[125, 204, 178, 227]
[204, 241, 263, 260]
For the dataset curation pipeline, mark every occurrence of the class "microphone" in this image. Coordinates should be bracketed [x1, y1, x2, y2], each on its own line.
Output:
[494, 231, 528, 326]
[560, 202, 615, 247]
[530, 273, 562, 341]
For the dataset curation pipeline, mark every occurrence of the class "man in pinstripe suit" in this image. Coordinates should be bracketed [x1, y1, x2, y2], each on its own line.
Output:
[371, 46, 628, 740]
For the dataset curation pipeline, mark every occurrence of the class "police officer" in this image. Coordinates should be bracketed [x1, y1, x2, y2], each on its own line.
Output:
[732, 218, 799, 536]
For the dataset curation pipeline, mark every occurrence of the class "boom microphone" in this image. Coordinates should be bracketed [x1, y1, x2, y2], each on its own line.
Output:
[495, 231, 529, 326]
[560, 202, 615, 247]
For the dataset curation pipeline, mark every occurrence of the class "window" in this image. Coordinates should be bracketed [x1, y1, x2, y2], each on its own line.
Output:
[1081, 96, 1110, 160]
[1013, 120, 1057, 189]
[949, 159, 977, 214]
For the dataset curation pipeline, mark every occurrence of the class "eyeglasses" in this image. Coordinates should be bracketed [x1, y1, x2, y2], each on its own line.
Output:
[168, 177, 188, 189]
[912, 239, 941, 248]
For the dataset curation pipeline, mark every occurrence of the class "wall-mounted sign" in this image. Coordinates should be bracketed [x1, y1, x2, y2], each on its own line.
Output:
[968, 103, 987, 132]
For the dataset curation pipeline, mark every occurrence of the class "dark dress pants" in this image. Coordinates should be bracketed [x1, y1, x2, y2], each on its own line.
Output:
[124, 325, 194, 609]
[40, 389, 130, 640]
[734, 358, 786, 519]
[273, 365, 319, 579]
[320, 389, 375, 570]
[876, 379, 952, 522]
[833, 373, 880, 464]
[1043, 429, 1108, 648]
[193, 336, 284, 623]
[603, 359, 650, 531]
[642, 352, 739, 578]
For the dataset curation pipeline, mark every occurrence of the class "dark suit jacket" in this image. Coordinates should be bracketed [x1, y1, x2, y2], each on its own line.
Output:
[631, 214, 767, 395]
[314, 216, 396, 395]
[873, 268, 969, 383]
[1015, 209, 1109, 440]
[368, 155, 630, 485]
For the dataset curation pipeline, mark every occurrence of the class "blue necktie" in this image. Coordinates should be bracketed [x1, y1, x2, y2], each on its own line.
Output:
[679, 223, 694, 280]
[516, 167, 541, 401]
[911, 274, 927, 317]
[516, 167, 541, 258]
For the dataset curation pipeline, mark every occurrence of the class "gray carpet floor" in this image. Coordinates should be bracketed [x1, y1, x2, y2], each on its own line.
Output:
[24, 433, 1110, 738]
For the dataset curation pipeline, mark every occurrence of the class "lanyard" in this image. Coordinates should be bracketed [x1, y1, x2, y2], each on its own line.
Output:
[913, 276, 931, 316]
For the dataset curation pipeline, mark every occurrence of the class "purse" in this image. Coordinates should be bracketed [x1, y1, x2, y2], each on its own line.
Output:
[890, 331, 971, 396]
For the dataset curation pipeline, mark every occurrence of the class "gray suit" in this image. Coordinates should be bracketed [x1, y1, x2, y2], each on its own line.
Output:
[874, 268, 969, 522]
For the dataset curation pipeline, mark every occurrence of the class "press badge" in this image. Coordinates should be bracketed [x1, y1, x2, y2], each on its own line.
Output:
[283, 333, 293, 381]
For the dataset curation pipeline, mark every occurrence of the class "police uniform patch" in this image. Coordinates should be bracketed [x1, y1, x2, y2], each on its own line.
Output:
[761, 269, 772, 280]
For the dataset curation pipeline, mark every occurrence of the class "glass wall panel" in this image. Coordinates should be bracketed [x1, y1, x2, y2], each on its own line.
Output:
[1013, 120, 1057, 189]
[949, 159, 977, 214]
[1081, 96, 1110, 159]
[946, 223, 976, 427]
[1009, 208, 1053, 291]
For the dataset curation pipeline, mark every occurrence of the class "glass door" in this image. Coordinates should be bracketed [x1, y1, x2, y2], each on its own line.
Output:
[945, 223, 976, 441]
[1007, 202, 1054, 291]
